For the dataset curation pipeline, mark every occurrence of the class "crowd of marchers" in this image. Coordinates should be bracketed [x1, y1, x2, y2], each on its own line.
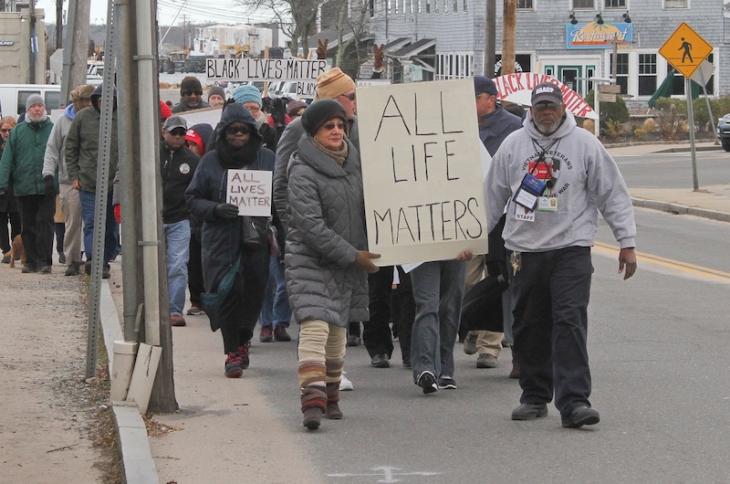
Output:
[0, 69, 637, 432]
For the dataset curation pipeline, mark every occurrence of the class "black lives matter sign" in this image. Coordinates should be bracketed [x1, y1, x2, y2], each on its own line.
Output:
[357, 79, 488, 266]
[207, 58, 329, 82]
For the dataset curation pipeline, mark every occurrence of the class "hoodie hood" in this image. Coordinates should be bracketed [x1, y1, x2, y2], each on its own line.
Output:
[522, 109, 577, 142]
[189, 123, 214, 153]
[214, 102, 261, 144]
[64, 103, 76, 120]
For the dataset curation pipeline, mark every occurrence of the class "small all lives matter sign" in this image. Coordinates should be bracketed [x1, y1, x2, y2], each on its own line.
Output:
[357, 78, 489, 266]
[226, 170, 273, 217]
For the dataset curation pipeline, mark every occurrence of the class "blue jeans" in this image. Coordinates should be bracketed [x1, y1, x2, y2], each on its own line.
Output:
[165, 220, 191, 316]
[410, 260, 466, 382]
[259, 255, 291, 327]
[79, 189, 118, 263]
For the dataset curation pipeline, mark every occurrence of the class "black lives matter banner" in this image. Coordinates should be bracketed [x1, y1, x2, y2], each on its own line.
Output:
[206, 58, 330, 82]
[357, 79, 488, 266]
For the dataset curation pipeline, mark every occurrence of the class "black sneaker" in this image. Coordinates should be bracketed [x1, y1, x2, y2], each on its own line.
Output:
[438, 376, 457, 390]
[561, 405, 600, 429]
[417, 371, 439, 394]
[511, 403, 548, 421]
[21, 264, 37, 274]
[58, 252, 66, 264]
[38, 265, 52, 274]
[102, 263, 111, 279]
[370, 354, 390, 368]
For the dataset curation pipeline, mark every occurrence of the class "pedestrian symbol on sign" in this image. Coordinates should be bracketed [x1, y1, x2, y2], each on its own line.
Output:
[679, 38, 693, 63]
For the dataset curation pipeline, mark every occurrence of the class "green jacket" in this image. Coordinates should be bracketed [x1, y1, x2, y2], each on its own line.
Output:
[0, 118, 54, 196]
[64, 106, 118, 192]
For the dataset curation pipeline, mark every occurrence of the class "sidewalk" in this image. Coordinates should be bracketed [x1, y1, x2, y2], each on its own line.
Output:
[0, 264, 105, 483]
[607, 143, 730, 222]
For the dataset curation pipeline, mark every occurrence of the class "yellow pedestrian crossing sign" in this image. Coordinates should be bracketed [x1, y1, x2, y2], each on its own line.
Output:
[659, 23, 713, 78]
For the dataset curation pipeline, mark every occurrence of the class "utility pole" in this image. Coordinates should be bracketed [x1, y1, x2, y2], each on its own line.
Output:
[484, 0, 495, 77]
[55, 0, 62, 49]
[501, 0, 516, 75]
[70, 0, 91, 91]
[29, 0, 36, 83]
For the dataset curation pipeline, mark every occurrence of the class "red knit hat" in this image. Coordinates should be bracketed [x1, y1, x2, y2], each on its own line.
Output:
[184, 129, 204, 153]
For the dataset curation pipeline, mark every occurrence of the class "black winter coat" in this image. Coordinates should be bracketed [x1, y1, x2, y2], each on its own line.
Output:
[161, 144, 199, 224]
[185, 104, 274, 324]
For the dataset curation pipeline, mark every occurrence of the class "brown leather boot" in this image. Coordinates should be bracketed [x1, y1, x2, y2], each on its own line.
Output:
[325, 382, 343, 419]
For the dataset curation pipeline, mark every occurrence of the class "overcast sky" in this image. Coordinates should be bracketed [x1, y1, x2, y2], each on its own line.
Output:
[35, 0, 275, 26]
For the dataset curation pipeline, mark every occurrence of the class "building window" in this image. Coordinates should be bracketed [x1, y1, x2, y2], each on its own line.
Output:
[699, 53, 714, 94]
[463, 0, 467, 11]
[545, 65, 555, 76]
[436, 52, 474, 79]
[586, 65, 595, 93]
[572, 0, 595, 9]
[610, 53, 629, 94]
[517, 0, 533, 8]
[453, 0, 458, 11]
[664, 0, 688, 7]
[425, 0, 430, 13]
[604, 0, 626, 7]
[638, 53, 657, 96]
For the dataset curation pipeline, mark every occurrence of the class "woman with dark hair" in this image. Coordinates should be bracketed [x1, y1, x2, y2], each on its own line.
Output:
[185, 104, 272, 378]
[285, 100, 379, 430]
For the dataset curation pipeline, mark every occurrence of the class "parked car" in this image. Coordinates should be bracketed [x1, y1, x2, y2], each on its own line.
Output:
[0, 84, 62, 118]
[716, 114, 730, 151]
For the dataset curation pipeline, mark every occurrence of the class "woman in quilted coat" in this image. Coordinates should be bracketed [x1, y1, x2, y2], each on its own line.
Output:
[285, 100, 380, 431]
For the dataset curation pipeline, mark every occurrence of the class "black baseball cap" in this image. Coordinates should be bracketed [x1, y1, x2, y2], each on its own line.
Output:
[474, 76, 498, 96]
[531, 82, 563, 105]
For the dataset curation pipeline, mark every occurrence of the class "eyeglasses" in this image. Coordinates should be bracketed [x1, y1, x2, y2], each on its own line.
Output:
[322, 121, 345, 131]
[0, 129, 10, 133]
[182, 90, 203, 97]
[168, 128, 187, 137]
[534, 102, 561, 111]
[341, 92, 356, 102]
[226, 126, 249, 135]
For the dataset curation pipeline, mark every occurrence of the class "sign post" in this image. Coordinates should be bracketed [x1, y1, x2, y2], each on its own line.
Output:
[659, 22, 713, 191]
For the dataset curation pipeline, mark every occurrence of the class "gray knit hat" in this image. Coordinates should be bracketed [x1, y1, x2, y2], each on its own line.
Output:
[25, 94, 45, 110]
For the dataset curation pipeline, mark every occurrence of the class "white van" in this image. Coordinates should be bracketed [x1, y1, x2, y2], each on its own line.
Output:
[0, 84, 62, 119]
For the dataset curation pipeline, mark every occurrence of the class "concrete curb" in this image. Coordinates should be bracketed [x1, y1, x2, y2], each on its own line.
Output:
[631, 197, 730, 223]
[655, 146, 723, 153]
[99, 279, 159, 484]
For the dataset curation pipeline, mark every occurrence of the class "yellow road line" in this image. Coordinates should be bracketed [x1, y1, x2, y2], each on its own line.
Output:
[593, 241, 730, 283]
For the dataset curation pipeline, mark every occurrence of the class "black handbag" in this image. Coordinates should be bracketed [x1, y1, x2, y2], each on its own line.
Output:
[200, 256, 241, 332]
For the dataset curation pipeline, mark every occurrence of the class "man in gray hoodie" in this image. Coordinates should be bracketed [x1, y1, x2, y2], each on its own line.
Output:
[486, 82, 637, 429]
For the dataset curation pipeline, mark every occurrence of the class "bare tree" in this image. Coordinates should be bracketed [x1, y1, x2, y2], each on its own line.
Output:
[237, 0, 322, 55]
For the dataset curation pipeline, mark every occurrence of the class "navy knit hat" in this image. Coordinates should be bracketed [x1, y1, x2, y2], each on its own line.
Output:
[301, 100, 346, 137]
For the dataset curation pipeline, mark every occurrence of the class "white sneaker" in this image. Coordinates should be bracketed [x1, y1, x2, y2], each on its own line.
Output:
[339, 372, 354, 391]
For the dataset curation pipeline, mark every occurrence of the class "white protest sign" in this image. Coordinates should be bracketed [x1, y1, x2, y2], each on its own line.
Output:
[207, 58, 330, 82]
[357, 78, 489, 266]
[177, 107, 222, 128]
[226, 170, 273, 217]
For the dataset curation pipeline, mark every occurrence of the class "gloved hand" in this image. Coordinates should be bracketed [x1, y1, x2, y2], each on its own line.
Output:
[214, 203, 239, 219]
[113, 204, 121, 224]
[43, 175, 55, 196]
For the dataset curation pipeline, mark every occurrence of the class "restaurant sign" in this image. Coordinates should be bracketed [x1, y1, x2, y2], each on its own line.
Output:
[565, 22, 633, 49]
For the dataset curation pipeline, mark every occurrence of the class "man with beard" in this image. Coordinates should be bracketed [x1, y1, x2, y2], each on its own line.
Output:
[486, 82, 637, 428]
[160, 116, 199, 327]
[0, 95, 54, 273]
[65, 84, 119, 279]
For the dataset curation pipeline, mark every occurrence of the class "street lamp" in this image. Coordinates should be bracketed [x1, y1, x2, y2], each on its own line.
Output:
[595, 13, 604, 25]
[569, 11, 578, 25]
[622, 11, 632, 23]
